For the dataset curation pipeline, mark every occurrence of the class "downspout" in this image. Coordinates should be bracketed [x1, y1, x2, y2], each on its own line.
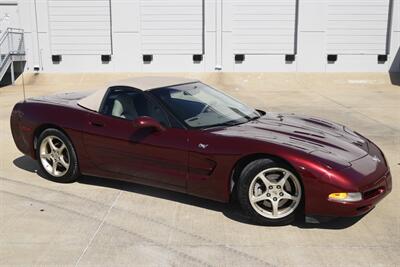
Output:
[34, 0, 43, 70]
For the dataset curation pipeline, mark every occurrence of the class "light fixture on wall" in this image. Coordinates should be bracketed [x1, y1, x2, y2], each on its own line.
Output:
[193, 54, 203, 63]
[101, 55, 112, 63]
[285, 54, 295, 63]
[327, 54, 337, 63]
[377, 55, 388, 63]
[234, 54, 245, 63]
[143, 54, 153, 63]
[52, 55, 62, 64]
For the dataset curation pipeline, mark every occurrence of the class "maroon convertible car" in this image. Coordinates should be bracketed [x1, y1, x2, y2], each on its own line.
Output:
[11, 77, 392, 225]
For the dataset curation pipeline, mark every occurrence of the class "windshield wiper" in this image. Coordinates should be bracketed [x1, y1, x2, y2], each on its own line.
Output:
[248, 114, 261, 121]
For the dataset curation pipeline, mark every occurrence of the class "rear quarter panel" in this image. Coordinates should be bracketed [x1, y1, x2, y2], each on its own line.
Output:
[10, 101, 90, 170]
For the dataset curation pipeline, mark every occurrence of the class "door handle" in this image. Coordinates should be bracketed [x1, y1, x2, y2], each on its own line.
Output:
[89, 121, 104, 127]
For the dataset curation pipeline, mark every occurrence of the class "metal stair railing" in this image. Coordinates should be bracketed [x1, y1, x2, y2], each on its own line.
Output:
[0, 28, 25, 84]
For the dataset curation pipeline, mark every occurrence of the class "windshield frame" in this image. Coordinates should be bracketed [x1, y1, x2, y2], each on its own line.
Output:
[148, 82, 261, 130]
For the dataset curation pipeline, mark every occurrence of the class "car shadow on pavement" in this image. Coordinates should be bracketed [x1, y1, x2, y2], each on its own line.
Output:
[14, 155, 365, 230]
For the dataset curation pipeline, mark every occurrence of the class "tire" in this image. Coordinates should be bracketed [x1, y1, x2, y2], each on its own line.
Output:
[237, 158, 303, 226]
[36, 128, 80, 183]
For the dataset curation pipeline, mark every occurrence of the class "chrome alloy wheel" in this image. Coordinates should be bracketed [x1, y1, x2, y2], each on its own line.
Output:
[248, 167, 302, 219]
[39, 135, 70, 177]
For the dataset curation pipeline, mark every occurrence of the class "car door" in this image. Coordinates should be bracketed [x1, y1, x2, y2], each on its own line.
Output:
[81, 87, 189, 188]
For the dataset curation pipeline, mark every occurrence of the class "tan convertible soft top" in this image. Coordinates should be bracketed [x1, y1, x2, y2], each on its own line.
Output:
[78, 76, 198, 112]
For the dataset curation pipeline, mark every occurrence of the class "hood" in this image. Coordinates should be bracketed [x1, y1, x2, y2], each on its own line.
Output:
[212, 113, 369, 166]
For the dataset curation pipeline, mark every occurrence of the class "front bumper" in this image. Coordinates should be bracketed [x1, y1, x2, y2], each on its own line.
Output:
[304, 138, 392, 218]
[325, 170, 392, 217]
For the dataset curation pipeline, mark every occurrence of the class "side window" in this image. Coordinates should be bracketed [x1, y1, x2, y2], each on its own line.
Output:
[101, 87, 170, 127]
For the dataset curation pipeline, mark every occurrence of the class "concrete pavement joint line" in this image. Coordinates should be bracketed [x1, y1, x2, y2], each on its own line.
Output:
[0, 177, 275, 266]
[0, 189, 213, 267]
[74, 190, 122, 267]
[0, 176, 274, 266]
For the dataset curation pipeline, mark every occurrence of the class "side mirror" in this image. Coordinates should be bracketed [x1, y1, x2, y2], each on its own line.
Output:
[132, 116, 166, 132]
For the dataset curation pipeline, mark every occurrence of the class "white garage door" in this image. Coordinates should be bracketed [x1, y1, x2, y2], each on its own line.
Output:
[140, 0, 204, 55]
[232, 0, 297, 54]
[0, 3, 20, 33]
[48, 0, 112, 55]
[327, 0, 391, 55]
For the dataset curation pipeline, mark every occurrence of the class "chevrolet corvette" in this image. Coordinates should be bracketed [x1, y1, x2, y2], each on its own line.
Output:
[10, 77, 392, 225]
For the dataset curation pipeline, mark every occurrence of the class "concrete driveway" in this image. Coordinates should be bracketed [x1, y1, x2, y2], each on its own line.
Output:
[0, 73, 399, 266]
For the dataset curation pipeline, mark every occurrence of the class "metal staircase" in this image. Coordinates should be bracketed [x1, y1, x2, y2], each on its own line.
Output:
[0, 28, 25, 87]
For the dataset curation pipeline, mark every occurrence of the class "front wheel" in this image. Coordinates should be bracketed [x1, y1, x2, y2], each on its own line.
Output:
[237, 159, 303, 225]
[36, 128, 80, 183]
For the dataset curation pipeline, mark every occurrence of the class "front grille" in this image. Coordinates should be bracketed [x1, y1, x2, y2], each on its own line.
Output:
[363, 187, 385, 200]
[362, 172, 389, 200]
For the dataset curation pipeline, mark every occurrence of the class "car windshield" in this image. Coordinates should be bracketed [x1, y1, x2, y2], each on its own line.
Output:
[151, 82, 260, 128]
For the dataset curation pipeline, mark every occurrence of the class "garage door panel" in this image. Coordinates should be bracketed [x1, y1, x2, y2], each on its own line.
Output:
[233, 35, 296, 43]
[141, 48, 200, 55]
[327, 0, 390, 55]
[234, 6, 295, 14]
[234, 14, 296, 21]
[48, 6, 109, 15]
[140, 0, 204, 55]
[329, 7, 388, 14]
[142, 35, 202, 43]
[52, 43, 110, 50]
[141, 14, 201, 21]
[142, 29, 201, 36]
[233, 20, 295, 29]
[142, 21, 202, 30]
[327, 43, 387, 50]
[49, 15, 111, 22]
[141, 6, 202, 14]
[48, 0, 112, 55]
[233, 29, 295, 35]
[234, 44, 295, 53]
[142, 43, 201, 49]
[50, 21, 111, 30]
[328, 35, 387, 44]
[231, 0, 297, 54]
[328, 21, 388, 29]
[328, 14, 388, 20]
[49, 0, 109, 6]
[52, 36, 111, 43]
[327, 29, 388, 36]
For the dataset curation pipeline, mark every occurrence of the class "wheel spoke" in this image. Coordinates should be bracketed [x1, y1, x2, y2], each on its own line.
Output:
[277, 172, 290, 187]
[250, 193, 267, 204]
[58, 143, 66, 153]
[41, 153, 52, 160]
[271, 200, 279, 216]
[59, 156, 69, 169]
[52, 160, 58, 175]
[48, 137, 58, 151]
[281, 191, 298, 201]
[257, 173, 272, 188]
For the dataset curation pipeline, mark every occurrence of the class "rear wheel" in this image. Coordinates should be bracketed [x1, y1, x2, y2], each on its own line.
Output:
[36, 128, 80, 183]
[237, 159, 303, 225]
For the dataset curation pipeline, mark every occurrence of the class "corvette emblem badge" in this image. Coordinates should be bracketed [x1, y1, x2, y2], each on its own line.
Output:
[198, 143, 209, 149]
[372, 156, 381, 163]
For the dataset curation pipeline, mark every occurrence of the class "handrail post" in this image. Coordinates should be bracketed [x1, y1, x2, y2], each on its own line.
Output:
[10, 60, 15, 85]
[1, 27, 25, 86]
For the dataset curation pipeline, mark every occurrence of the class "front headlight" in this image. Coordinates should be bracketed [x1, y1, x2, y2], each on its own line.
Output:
[328, 192, 362, 203]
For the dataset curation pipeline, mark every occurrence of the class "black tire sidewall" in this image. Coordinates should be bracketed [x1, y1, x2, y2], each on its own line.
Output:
[237, 159, 304, 226]
[36, 128, 79, 183]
